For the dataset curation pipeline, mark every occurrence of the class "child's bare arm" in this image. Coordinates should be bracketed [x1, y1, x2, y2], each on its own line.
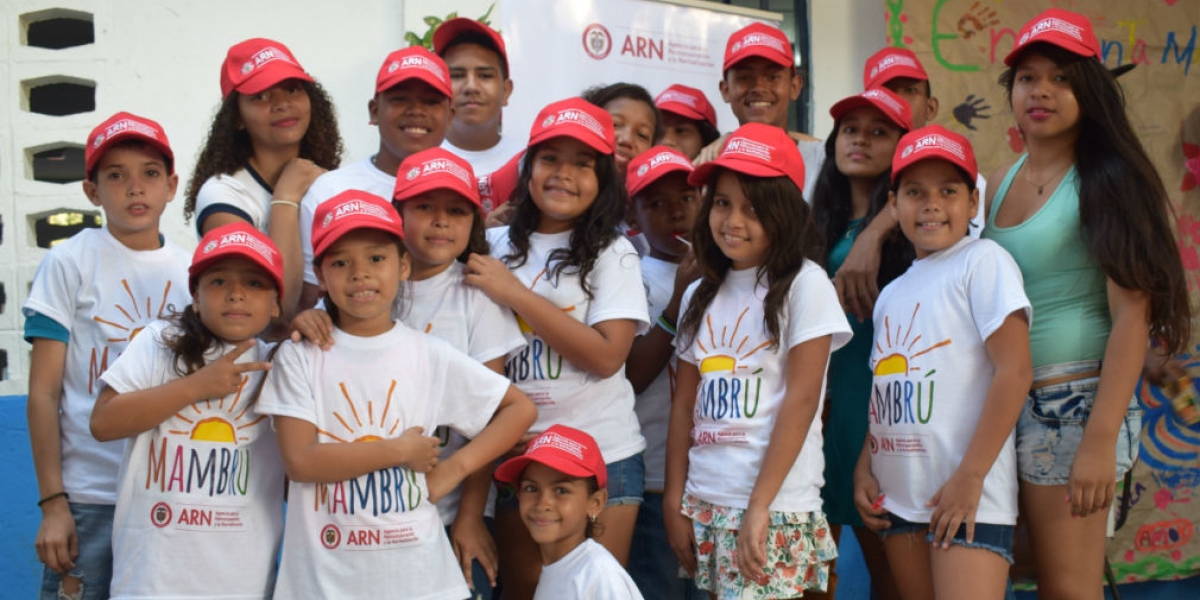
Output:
[927, 311, 1031, 547]
[27, 338, 75, 574]
[426, 385, 536, 503]
[90, 340, 270, 441]
[626, 253, 699, 393]
[664, 361, 700, 576]
[274, 416, 441, 482]
[464, 253, 638, 378]
[738, 335, 832, 583]
[852, 437, 891, 530]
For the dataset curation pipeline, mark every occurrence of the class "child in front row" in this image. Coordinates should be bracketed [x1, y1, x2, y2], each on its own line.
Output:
[622, 146, 705, 600]
[90, 223, 287, 598]
[465, 97, 650, 600]
[26, 112, 194, 600]
[495, 425, 645, 600]
[854, 126, 1032, 600]
[665, 123, 851, 599]
[258, 191, 536, 599]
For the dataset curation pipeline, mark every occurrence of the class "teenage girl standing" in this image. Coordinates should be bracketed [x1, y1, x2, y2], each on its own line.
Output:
[465, 98, 650, 599]
[186, 38, 342, 318]
[986, 10, 1190, 599]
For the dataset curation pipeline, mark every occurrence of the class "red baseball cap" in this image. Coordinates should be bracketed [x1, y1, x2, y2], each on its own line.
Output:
[311, 190, 405, 259]
[220, 38, 314, 99]
[494, 425, 608, 487]
[86, 112, 174, 175]
[1004, 8, 1101, 66]
[627, 146, 694, 199]
[723, 22, 793, 72]
[477, 151, 522, 215]
[829, 87, 913, 131]
[528, 98, 615, 155]
[376, 47, 453, 97]
[654, 84, 718, 129]
[689, 123, 806, 193]
[433, 18, 509, 74]
[190, 222, 284, 295]
[891, 125, 978, 184]
[863, 47, 929, 90]
[394, 147, 481, 209]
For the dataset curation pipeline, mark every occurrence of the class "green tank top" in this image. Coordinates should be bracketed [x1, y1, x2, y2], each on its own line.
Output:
[983, 155, 1110, 368]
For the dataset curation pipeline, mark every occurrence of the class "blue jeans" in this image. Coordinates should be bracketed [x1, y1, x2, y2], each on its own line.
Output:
[40, 503, 113, 600]
[627, 492, 708, 600]
[877, 512, 1015, 563]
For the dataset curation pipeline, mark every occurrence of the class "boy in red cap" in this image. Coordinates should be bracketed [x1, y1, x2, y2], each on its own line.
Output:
[654, 85, 720, 161]
[434, 18, 522, 177]
[700, 22, 825, 199]
[25, 112, 193, 599]
[495, 426, 644, 599]
[297, 47, 453, 310]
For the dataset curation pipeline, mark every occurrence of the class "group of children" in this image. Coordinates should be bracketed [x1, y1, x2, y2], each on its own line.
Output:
[25, 8, 1189, 600]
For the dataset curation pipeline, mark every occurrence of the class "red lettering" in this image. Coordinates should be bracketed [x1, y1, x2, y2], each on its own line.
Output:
[620, 35, 664, 60]
[988, 27, 1019, 65]
[347, 529, 381, 546]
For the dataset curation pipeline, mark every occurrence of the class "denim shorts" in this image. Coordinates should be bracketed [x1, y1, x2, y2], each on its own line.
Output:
[497, 452, 646, 511]
[877, 512, 1015, 564]
[40, 502, 114, 600]
[1016, 361, 1141, 485]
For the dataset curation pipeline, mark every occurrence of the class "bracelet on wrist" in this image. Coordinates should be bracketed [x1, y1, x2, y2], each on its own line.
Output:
[656, 314, 677, 337]
[37, 491, 68, 507]
[270, 199, 299, 208]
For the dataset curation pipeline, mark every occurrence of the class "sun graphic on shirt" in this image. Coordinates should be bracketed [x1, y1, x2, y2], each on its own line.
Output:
[167, 374, 267, 443]
[871, 303, 952, 377]
[695, 307, 772, 376]
[515, 267, 576, 334]
[316, 381, 403, 443]
[93, 279, 178, 343]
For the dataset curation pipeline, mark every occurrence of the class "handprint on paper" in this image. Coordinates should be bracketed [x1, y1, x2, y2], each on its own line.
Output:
[952, 95, 992, 131]
[957, 2, 999, 39]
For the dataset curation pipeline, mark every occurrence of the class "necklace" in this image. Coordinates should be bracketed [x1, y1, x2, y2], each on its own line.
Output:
[1023, 160, 1072, 196]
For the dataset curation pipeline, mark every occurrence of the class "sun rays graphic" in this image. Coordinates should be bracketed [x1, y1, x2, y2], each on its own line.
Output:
[317, 381, 403, 443]
[696, 307, 772, 375]
[516, 267, 576, 334]
[872, 303, 952, 377]
[93, 279, 176, 343]
[167, 374, 267, 443]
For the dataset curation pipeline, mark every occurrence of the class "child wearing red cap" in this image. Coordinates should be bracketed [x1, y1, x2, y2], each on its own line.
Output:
[296, 47, 454, 311]
[434, 18, 522, 177]
[185, 38, 341, 322]
[809, 87, 913, 599]
[464, 97, 650, 599]
[985, 10, 1189, 599]
[852, 126, 1031, 600]
[495, 425, 644, 599]
[700, 22, 824, 200]
[654, 84, 721, 161]
[621, 147, 705, 599]
[666, 123, 851, 599]
[582, 83, 662, 180]
[90, 223, 286, 598]
[258, 191, 535, 599]
[25, 112, 193, 600]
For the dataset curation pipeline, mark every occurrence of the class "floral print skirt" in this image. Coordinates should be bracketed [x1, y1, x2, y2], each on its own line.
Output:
[681, 493, 837, 599]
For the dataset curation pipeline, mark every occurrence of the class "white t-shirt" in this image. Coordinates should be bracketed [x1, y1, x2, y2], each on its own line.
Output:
[488, 227, 650, 463]
[299, 157, 396, 285]
[100, 321, 284, 599]
[442, 136, 523, 177]
[23, 227, 192, 505]
[635, 256, 678, 491]
[678, 262, 851, 512]
[194, 168, 271, 233]
[797, 138, 825, 203]
[257, 322, 511, 600]
[869, 237, 1029, 525]
[969, 173, 987, 239]
[533, 539, 645, 600]
[404, 261, 525, 524]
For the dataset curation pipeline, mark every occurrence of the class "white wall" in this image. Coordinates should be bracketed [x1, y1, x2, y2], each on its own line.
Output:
[809, 0, 888, 138]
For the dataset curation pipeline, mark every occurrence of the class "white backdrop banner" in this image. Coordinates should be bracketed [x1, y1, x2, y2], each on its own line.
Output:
[498, 0, 780, 142]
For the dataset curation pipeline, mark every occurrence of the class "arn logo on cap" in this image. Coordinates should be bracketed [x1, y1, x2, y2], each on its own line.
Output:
[211, 231, 277, 264]
[545, 108, 606, 139]
[863, 88, 906, 116]
[1019, 17, 1084, 45]
[95, 119, 160, 147]
[394, 55, 448, 82]
[724, 137, 772, 162]
[870, 54, 919, 79]
[323, 199, 394, 228]
[529, 432, 586, 460]
[734, 32, 787, 54]
[657, 90, 698, 108]
[901, 133, 966, 161]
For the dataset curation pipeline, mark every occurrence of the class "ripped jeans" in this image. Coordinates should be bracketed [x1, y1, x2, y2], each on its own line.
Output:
[39, 503, 113, 600]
